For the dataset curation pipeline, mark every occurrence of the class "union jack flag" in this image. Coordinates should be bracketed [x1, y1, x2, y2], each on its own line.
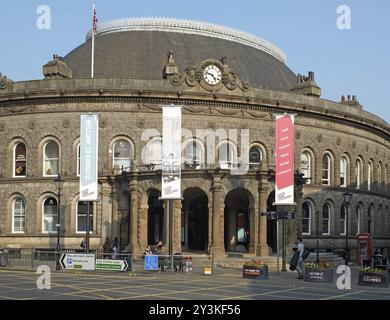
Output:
[93, 6, 98, 33]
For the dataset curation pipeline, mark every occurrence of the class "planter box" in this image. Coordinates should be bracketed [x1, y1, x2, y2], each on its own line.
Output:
[304, 268, 333, 283]
[242, 265, 268, 280]
[358, 271, 389, 288]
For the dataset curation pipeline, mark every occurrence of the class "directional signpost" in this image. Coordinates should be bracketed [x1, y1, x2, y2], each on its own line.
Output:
[59, 253, 95, 271]
[95, 259, 128, 271]
[261, 211, 296, 274]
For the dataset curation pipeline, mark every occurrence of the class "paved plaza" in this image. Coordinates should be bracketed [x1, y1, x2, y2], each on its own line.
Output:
[0, 267, 389, 300]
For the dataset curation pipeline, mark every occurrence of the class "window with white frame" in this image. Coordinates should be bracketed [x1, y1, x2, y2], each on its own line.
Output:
[44, 141, 59, 176]
[356, 204, 362, 235]
[322, 203, 331, 235]
[356, 158, 363, 189]
[43, 197, 58, 233]
[249, 145, 262, 169]
[13, 197, 26, 233]
[302, 202, 311, 235]
[184, 140, 202, 168]
[300, 151, 311, 184]
[368, 161, 373, 191]
[340, 156, 348, 187]
[340, 205, 347, 235]
[219, 142, 235, 169]
[368, 204, 373, 234]
[77, 201, 94, 233]
[14, 142, 27, 177]
[146, 138, 162, 169]
[322, 154, 331, 185]
[113, 140, 132, 173]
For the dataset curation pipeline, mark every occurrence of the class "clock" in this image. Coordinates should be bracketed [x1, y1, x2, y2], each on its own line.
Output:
[203, 64, 222, 85]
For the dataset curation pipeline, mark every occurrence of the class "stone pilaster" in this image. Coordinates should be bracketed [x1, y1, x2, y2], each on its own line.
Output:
[100, 181, 113, 241]
[111, 189, 120, 240]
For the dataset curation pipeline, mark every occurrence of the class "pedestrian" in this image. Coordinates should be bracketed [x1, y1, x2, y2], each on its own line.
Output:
[80, 239, 87, 252]
[296, 237, 305, 279]
[144, 245, 152, 256]
[103, 237, 111, 256]
[111, 237, 119, 259]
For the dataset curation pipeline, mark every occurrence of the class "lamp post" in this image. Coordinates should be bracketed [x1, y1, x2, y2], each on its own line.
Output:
[54, 174, 64, 270]
[343, 191, 353, 266]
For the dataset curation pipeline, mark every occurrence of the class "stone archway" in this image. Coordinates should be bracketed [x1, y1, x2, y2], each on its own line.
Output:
[147, 189, 164, 246]
[224, 188, 254, 253]
[182, 188, 208, 252]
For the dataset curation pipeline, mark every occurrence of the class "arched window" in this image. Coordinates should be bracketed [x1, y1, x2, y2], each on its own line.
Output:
[302, 202, 312, 235]
[368, 204, 374, 234]
[146, 138, 162, 169]
[43, 197, 58, 233]
[356, 204, 362, 235]
[184, 140, 203, 168]
[14, 143, 27, 177]
[219, 142, 235, 169]
[377, 163, 382, 191]
[300, 151, 312, 184]
[77, 201, 94, 233]
[340, 156, 348, 187]
[385, 165, 388, 192]
[44, 141, 59, 176]
[13, 197, 26, 233]
[340, 205, 347, 235]
[322, 153, 331, 185]
[113, 140, 132, 173]
[368, 160, 373, 191]
[355, 158, 363, 189]
[77, 143, 81, 177]
[322, 203, 331, 235]
[249, 145, 262, 169]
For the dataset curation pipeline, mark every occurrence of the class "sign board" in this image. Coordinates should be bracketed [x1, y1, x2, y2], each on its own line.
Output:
[80, 114, 99, 201]
[145, 255, 159, 271]
[204, 266, 212, 275]
[260, 211, 295, 220]
[275, 114, 295, 205]
[60, 253, 95, 271]
[161, 105, 182, 199]
[95, 259, 128, 271]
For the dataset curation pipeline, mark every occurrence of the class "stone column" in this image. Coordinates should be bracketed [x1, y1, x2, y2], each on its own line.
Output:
[128, 176, 140, 254]
[249, 202, 258, 255]
[210, 176, 225, 258]
[173, 199, 182, 252]
[139, 195, 148, 251]
[111, 189, 120, 240]
[256, 175, 269, 256]
[100, 181, 112, 241]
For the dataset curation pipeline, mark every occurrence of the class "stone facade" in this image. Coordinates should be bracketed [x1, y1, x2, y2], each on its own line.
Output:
[0, 20, 389, 262]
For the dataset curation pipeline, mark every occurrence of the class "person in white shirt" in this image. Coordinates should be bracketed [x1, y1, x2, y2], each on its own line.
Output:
[296, 237, 305, 279]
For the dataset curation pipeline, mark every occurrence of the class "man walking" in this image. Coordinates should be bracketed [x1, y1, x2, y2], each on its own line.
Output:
[296, 237, 305, 279]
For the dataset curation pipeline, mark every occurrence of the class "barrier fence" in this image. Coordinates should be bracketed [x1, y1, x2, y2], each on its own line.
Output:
[0, 249, 214, 275]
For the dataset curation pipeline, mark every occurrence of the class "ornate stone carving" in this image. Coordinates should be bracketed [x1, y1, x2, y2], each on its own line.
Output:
[336, 137, 341, 145]
[0, 73, 13, 90]
[352, 141, 356, 149]
[295, 130, 301, 140]
[317, 134, 323, 143]
[62, 119, 71, 128]
[0, 123, 4, 132]
[136, 119, 145, 128]
[100, 118, 108, 128]
[169, 59, 249, 92]
[28, 121, 36, 130]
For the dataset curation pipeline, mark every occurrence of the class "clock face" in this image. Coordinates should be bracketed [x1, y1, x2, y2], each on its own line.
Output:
[203, 64, 222, 85]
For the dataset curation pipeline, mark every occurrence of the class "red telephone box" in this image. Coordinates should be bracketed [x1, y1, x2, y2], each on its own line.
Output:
[357, 233, 372, 266]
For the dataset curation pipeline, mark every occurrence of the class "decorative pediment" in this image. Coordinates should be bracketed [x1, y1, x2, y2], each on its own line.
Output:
[168, 58, 249, 92]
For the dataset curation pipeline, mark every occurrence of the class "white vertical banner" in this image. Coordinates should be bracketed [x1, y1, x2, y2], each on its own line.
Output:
[275, 114, 295, 205]
[80, 114, 99, 201]
[161, 105, 182, 199]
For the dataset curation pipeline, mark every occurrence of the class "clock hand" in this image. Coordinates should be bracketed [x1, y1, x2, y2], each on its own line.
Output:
[207, 72, 216, 80]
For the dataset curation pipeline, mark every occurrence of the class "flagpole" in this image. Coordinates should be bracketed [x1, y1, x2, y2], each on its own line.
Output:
[91, 3, 95, 78]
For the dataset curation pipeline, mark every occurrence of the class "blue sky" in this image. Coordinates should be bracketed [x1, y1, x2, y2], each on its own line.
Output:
[0, 0, 389, 123]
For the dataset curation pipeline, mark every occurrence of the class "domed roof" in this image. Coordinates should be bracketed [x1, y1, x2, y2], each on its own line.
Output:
[63, 18, 297, 91]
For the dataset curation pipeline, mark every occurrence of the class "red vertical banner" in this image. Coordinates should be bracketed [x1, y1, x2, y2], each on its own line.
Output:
[275, 114, 295, 205]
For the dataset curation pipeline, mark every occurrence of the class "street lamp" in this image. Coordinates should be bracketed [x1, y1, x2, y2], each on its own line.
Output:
[54, 174, 64, 252]
[343, 191, 353, 266]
